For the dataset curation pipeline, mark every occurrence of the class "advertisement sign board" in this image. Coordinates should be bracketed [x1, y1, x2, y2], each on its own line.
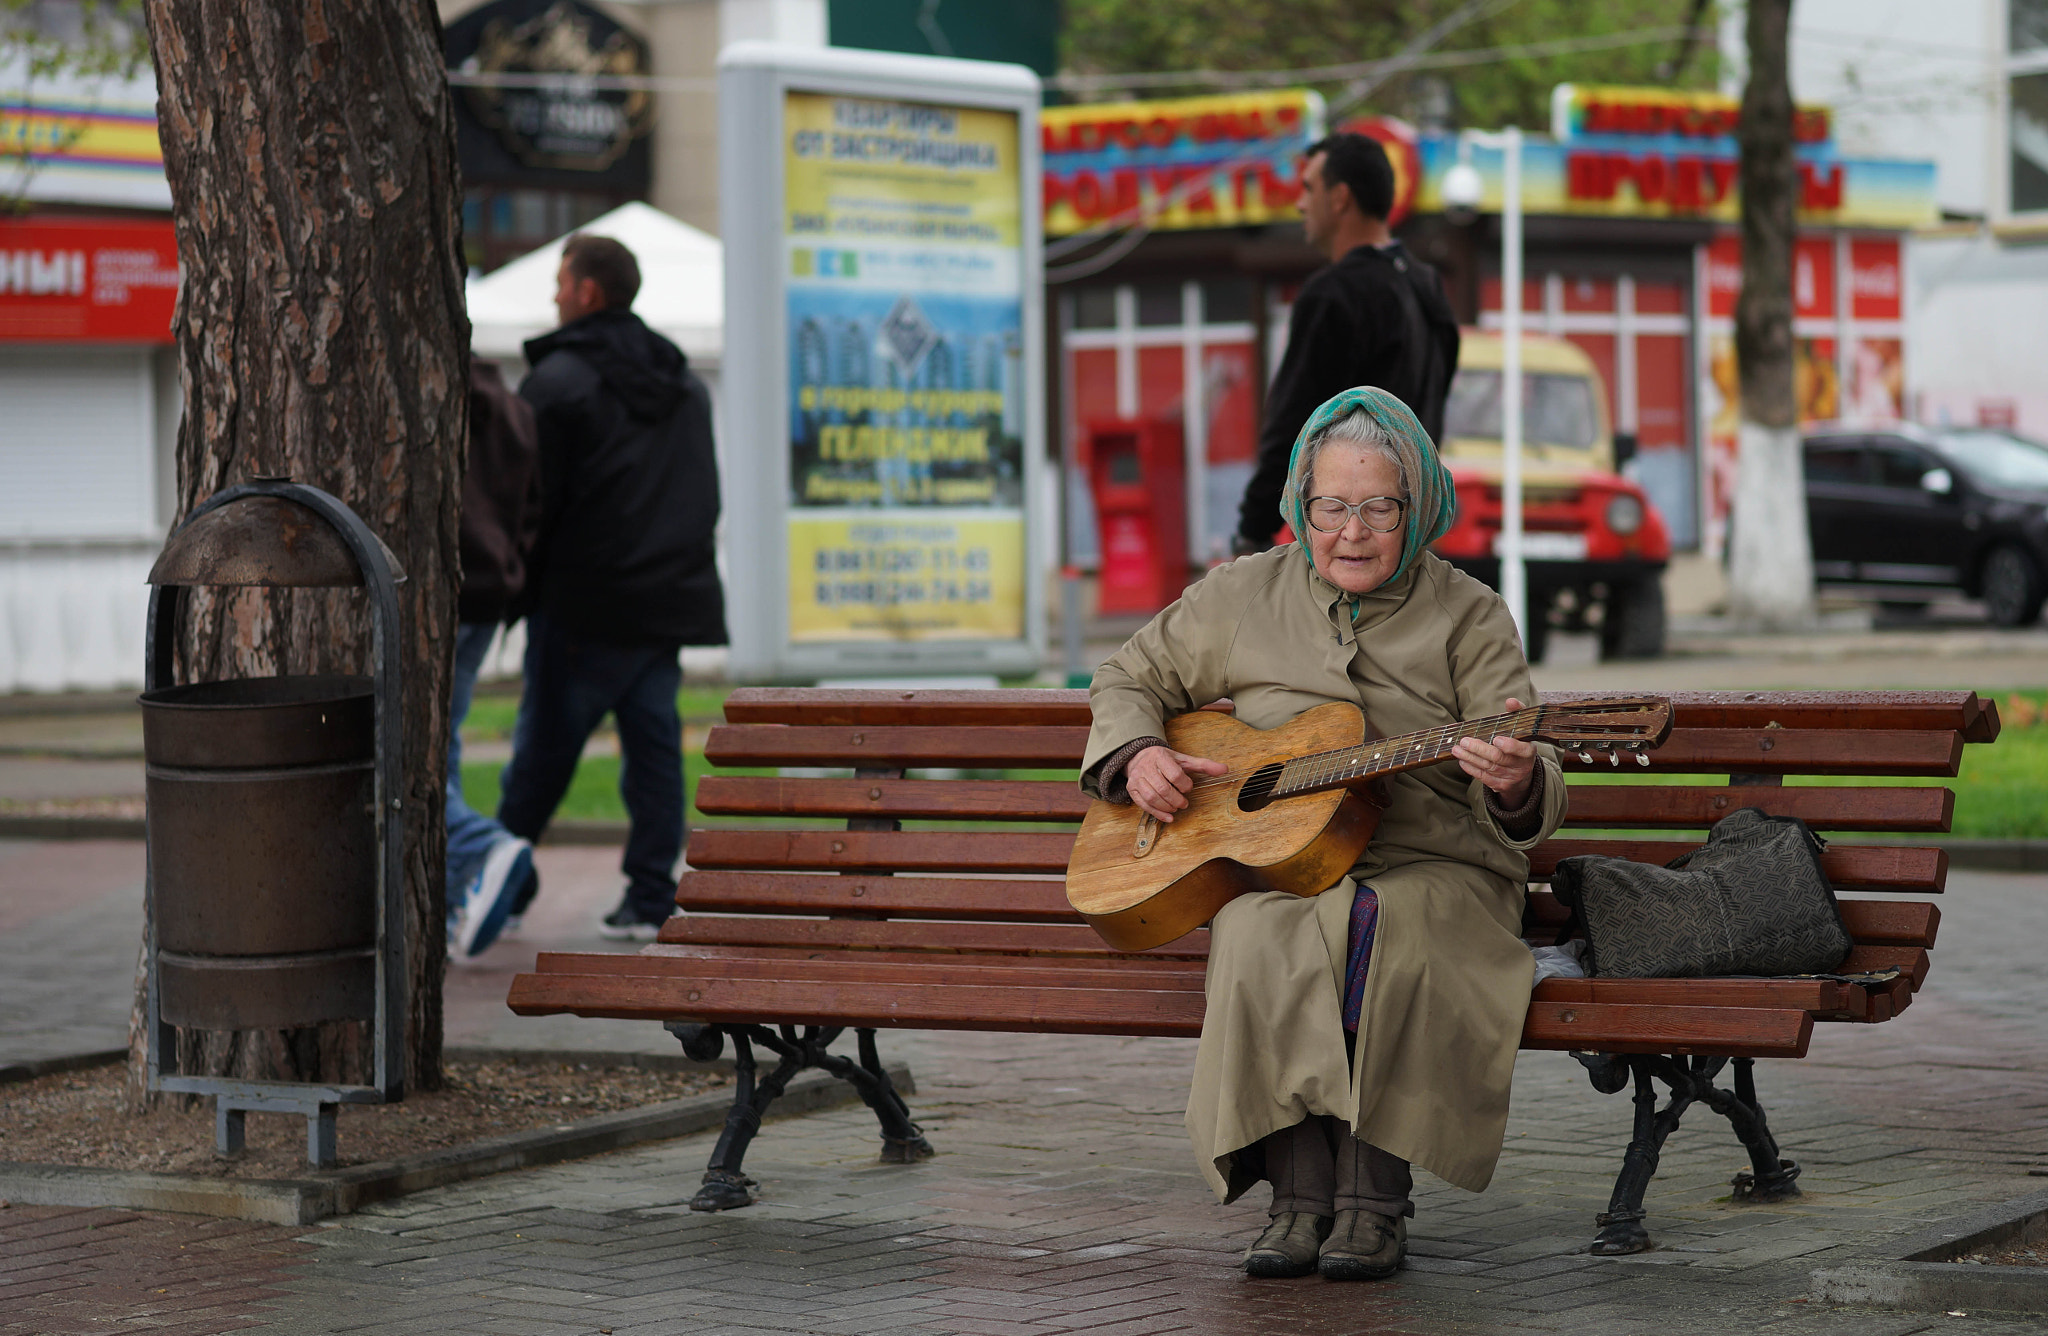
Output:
[1039, 89, 1320, 236]
[0, 216, 178, 342]
[1412, 84, 1936, 229]
[720, 43, 1043, 681]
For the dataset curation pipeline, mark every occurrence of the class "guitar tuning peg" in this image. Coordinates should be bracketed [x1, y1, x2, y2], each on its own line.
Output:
[1634, 751, 1650, 767]
[1607, 750, 1621, 767]
[1577, 751, 1594, 765]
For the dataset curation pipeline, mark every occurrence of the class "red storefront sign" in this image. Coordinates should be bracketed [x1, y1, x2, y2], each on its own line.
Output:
[1703, 235, 1840, 320]
[1565, 152, 1844, 214]
[0, 216, 179, 343]
[1849, 237, 1902, 320]
[1564, 87, 1830, 145]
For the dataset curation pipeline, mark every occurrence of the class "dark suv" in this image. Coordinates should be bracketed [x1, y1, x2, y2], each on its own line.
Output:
[1802, 423, 2048, 626]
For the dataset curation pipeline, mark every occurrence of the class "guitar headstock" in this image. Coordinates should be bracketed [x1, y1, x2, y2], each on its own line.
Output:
[1530, 696, 1673, 767]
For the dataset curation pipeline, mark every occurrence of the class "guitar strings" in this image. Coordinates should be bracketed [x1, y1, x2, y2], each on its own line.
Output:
[1173, 705, 1547, 797]
[1154, 700, 1659, 802]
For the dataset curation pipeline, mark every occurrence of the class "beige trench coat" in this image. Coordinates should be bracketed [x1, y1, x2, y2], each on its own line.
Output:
[1081, 547, 1567, 1198]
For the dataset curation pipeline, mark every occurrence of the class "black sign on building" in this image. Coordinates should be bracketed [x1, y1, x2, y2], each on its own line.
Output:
[446, 0, 656, 270]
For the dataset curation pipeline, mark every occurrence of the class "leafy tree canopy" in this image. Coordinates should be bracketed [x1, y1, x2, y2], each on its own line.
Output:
[2, 0, 148, 83]
[1060, 0, 1718, 131]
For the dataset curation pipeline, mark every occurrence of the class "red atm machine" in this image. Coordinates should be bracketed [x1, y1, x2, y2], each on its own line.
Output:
[1087, 419, 1187, 615]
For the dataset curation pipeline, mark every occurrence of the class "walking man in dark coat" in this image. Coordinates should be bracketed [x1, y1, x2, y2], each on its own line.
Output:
[499, 232, 728, 939]
[1234, 132, 1461, 554]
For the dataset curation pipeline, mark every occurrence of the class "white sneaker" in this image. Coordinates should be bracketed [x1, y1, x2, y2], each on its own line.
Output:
[453, 837, 533, 960]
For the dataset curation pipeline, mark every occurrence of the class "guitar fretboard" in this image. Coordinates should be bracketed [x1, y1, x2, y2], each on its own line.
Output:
[1255, 706, 1544, 803]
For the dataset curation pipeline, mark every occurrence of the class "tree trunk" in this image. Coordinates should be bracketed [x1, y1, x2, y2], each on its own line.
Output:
[1728, 0, 1815, 630]
[127, 0, 467, 1104]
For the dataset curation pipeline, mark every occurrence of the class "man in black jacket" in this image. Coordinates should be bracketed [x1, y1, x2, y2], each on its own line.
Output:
[498, 233, 728, 939]
[1234, 133, 1461, 554]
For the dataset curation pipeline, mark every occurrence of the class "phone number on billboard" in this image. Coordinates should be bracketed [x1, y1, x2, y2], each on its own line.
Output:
[812, 544, 994, 606]
[813, 578, 995, 607]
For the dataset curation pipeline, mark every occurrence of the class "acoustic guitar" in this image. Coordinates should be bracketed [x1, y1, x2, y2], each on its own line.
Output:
[1065, 696, 1674, 951]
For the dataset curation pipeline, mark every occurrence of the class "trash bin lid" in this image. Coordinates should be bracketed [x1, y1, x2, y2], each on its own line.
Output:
[148, 495, 405, 588]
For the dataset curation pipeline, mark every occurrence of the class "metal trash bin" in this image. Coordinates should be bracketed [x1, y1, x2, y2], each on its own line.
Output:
[144, 674, 378, 1032]
[142, 479, 406, 1168]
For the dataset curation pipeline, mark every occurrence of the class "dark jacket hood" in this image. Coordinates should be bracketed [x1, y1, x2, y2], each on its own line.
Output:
[525, 309, 688, 421]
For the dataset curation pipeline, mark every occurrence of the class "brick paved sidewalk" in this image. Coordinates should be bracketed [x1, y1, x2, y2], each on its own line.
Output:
[6, 842, 2047, 1333]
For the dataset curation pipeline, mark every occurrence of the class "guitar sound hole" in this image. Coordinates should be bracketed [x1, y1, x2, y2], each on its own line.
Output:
[1236, 763, 1286, 812]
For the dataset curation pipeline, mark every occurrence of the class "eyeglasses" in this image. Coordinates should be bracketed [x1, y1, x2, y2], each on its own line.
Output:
[1304, 495, 1407, 533]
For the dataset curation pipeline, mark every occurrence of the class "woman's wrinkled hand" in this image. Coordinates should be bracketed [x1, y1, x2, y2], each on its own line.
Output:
[1124, 745, 1228, 823]
[1452, 696, 1537, 809]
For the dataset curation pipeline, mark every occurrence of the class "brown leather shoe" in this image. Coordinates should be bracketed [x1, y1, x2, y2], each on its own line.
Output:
[1318, 1209, 1405, 1281]
[1244, 1211, 1334, 1278]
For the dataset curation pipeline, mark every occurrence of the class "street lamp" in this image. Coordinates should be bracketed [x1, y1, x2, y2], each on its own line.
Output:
[1442, 128, 1526, 646]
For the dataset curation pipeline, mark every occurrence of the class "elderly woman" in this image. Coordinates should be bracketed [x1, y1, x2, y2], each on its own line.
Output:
[1080, 386, 1566, 1282]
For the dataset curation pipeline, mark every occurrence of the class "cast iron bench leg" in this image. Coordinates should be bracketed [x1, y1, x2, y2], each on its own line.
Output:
[1578, 1053, 1802, 1256]
[666, 1021, 932, 1211]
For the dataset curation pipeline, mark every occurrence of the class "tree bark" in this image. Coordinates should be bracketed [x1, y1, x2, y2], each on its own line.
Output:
[1728, 0, 1815, 630]
[128, 0, 466, 1103]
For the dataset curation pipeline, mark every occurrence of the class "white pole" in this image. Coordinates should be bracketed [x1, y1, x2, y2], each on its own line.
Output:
[1499, 126, 1527, 644]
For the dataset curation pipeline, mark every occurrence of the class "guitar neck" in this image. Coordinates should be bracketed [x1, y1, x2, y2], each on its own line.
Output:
[1266, 706, 1544, 801]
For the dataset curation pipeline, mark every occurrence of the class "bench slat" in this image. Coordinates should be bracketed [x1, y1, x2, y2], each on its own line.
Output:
[510, 973, 1211, 1036]
[704, 723, 1961, 775]
[1562, 729, 1962, 777]
[695, 776, 1953, 833]
[679, 874, 1941, 951]
[1842, 944, 1930, 989]
[695, 776, 1089, 822]
[719, 687, 1997, 742]
[657, 915, 1214, 959]
[634, 941, 1208, 974]
[686, 828, 1077, 874]
[1561, 784, 1952, 832]
[675, 872, 1079, 921]
[507, 967, 1812, 1057]
[1523, 1002, 1812, 1057]
[1523, 891, 1941, 948]
[530, 950, 1208, 991]
[1530, 840, 1946, 893]
[704, 724, 1091, 769]
[533, 946, 1881, 1020]
[687, 827, 1947, 895]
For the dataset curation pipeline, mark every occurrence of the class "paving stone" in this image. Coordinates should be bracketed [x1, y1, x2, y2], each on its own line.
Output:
[11, 856, 2048, 1334]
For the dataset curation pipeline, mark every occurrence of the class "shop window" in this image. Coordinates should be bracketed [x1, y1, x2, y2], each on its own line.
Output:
[1136, 281, 1183, 326]
[2011, 70, 2048, 214]
[1072, 287, 1117, 329]
[2014, 0, 2048, 53]
[1200, 278, 1252, 324]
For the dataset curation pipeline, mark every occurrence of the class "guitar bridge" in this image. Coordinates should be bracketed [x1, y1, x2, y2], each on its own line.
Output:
[1133, 812, 1160, 858]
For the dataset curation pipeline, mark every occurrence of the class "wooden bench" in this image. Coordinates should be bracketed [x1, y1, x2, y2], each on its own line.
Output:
[509, 687, 2000, 1254]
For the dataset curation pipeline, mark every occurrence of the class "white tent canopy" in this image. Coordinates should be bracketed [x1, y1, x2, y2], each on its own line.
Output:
[465, 201, 724, 370]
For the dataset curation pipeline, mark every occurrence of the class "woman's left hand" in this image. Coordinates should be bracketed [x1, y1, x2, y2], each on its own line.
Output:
[1453, 696, 1536, 808]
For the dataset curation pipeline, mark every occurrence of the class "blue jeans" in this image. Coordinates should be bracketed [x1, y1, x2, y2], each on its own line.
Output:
[446, 621, 513, 903]
[497, 612, 684, 922]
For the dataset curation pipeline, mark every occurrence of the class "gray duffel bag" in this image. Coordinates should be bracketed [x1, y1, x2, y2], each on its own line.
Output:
[1549, 807, 1853, 980]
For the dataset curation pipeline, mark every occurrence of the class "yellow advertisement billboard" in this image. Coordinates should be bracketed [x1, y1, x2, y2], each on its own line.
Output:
[783, 89, 1026, 645]
[788, 514, 1025, 641]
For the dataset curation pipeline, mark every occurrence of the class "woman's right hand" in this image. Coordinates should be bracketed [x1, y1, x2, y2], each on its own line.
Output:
[1124, 745, 1228, 823]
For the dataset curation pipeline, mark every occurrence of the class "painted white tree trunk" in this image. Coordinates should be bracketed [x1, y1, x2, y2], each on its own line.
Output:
[1727, 419, 1816, 630]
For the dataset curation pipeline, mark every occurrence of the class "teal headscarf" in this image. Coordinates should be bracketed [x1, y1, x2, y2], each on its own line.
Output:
[1282, 385, 1458, 589]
